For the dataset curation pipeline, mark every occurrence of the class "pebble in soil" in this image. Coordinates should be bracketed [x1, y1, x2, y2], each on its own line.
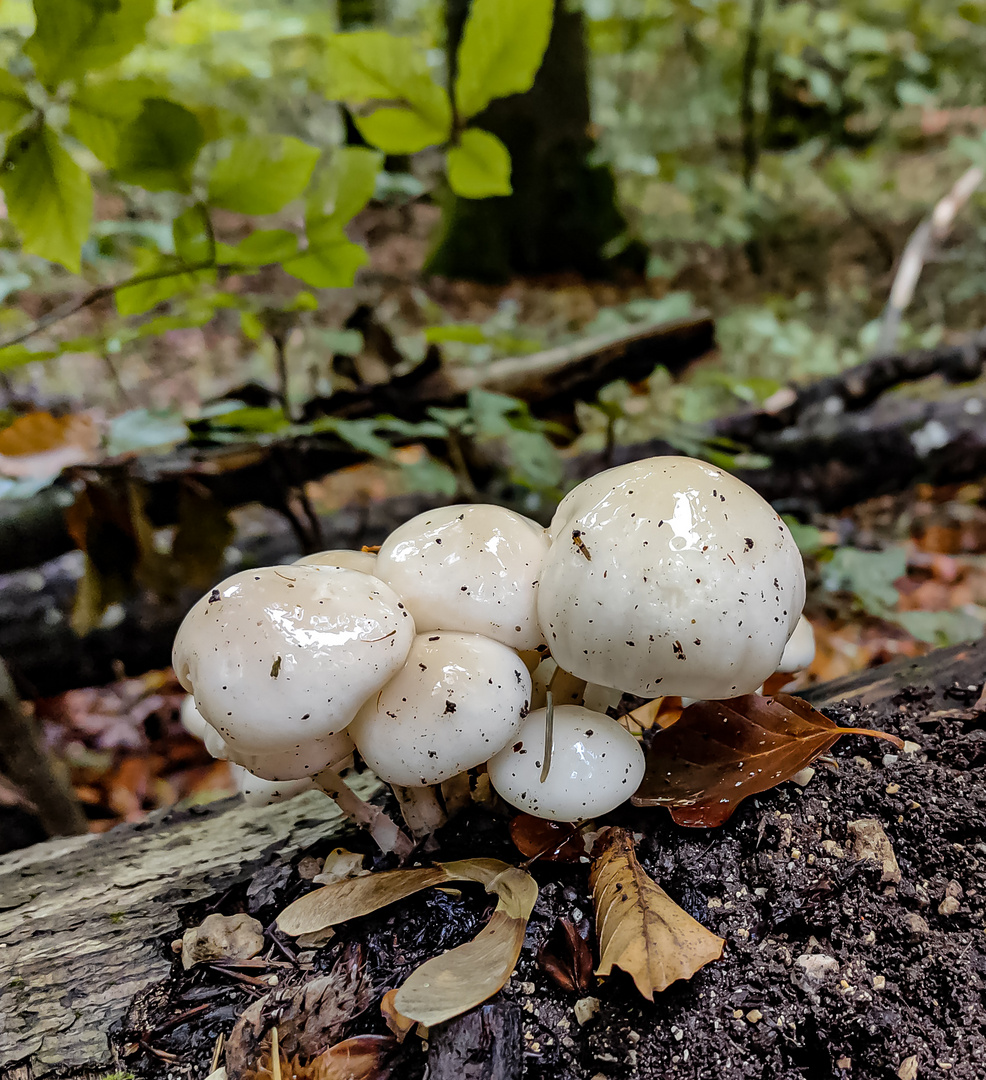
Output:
[127, 691, 986, 1080]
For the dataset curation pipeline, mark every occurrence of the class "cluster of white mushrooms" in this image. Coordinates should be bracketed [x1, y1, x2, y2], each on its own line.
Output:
[175, 456, 813, 845]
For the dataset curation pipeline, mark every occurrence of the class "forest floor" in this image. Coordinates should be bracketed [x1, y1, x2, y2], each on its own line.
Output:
[120, 673, 986, 1080]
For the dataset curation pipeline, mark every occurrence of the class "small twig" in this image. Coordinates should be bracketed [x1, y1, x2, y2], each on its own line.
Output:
[210, 1033, 225, 1074]
[739, 0, 767, 190]
[875, 164, 985, 355]
[271, 1027, 282, 1080]
[540, 691, 555, 784]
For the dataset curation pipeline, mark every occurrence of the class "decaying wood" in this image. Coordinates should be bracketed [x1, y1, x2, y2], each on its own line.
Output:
[0, 774, 382, 1080]
[425, 1003, 523, 1080]
[0, 657, 87, 837]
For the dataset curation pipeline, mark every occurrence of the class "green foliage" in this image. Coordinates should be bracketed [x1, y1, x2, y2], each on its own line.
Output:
[25, 0, 154, 89]
[447, 129, 512, 199]
[207, 135, 320, 214]
[113, 97, 204, 193]
[1, 123, 92, 272]
[821, 546, 906, 618]
[454, 0, 554, 120]
[0, 71, 32, 133]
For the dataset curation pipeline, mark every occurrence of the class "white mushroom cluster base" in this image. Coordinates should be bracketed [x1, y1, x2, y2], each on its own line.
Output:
[174, 457, 812, 844]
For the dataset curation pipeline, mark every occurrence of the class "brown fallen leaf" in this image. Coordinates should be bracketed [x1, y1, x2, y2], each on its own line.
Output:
[632, 692, 904, 827]
[277, 867, 447, 936]
[379, 989, 415, 1042]
[226, 943, 372, 1079]
[300, 1035, 397, 1080]
[182, 912, 265, 970]
[538, 917, 595, 993]
[0, 410, 100, 478]
[509, 813, 586, 863]
[393, 865, 538, 1026]
[627, 696, 683, 731]
[590, 826, 724, 999]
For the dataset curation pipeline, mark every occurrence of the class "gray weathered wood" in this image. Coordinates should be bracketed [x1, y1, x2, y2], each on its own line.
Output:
[0, 776, 381, 1079]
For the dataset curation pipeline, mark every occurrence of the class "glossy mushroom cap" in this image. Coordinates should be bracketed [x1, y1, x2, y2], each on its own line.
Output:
[487, 705, 644, 822]
[349, 631, 532, 787]
[172, 564, 414, 756]
[374, 504, 549, 650]
[538, 457, 806, 699]
[295, 549, 378, 574]
[229, 729, 356, 781]
[777, 614, 816, 673]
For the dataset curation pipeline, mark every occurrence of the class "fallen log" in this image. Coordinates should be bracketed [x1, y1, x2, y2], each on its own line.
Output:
[0, 315, 715, 576]
[4, 384, 986, 699]
[2, 637, 985, 1080]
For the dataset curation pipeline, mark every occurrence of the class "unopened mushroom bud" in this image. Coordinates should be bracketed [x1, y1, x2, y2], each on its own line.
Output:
[487, 706, 644, 821]
[374, 504, 549, 650]
[777, 614, 815, 673]
[538, 456, 806, 699]
[295, 549, 378, 574]
[173, 565, 415, 765]
[230, 763, 316, 806]
[349, 631, 532, 786]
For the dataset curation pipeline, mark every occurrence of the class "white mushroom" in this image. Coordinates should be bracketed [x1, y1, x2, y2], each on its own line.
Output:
[172, 565, 415, 768]
[777, 614, 816, 673]
[538, 456, 806, 699]
[487, 705, 644, 821]
[348, 631, 532, 787]
[230, 730, 356, 781]
[229, 763, 316, 806]
[374, 504, 549, 650]
[295, 549, 378, 574]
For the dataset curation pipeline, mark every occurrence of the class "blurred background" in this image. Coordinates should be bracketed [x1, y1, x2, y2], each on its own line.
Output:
[2, 0, 986, 847]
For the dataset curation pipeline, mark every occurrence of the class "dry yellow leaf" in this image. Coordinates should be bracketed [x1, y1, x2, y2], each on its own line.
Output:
[394, 866, 537, 1026]
[590, 827, 724, 999]
[0, 410, 99, 478]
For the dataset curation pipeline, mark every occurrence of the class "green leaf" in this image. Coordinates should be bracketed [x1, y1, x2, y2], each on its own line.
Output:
[114, 98, 204, 193]
[218, 229, 299, 268]
[116, 246, 215, 317]
[447, 128, 511, 198]
[106, 409, 187, 456]
[284, 221, 367, 288]
[400, 455, 458, 496]
[207, 134, 319, 215]
[1, 123, 92, 272]
[0, 71, 32, 134]
[895, 609, 984, 647]
[311, 417, 393, 458]
[307, 147, 381, 227]
[454, 0, 553, 120]
[353, 108, 448, 155]
[67, 79, 152, 166]
[0, 344, 59, 372]
[25, 0, 155, 89]
[821, 546, 906, 618]
[424, 324, 486, 345]
[325, 30, 451, 149]
[172, 204, 214, 266]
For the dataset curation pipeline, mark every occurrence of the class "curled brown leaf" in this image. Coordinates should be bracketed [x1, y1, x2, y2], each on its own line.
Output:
[632, 692, 903, 827]
[590, 827, 724, 999]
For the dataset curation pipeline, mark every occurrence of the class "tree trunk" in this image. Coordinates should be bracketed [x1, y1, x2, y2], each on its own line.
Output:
[427, 0, 643, 281]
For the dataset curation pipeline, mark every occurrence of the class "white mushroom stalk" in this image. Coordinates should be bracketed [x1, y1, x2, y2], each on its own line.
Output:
[538, 456, 806, 700]
[777, 614, 816, 673]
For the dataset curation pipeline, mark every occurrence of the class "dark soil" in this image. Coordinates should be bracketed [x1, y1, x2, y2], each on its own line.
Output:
[124, 683, 986, 1080]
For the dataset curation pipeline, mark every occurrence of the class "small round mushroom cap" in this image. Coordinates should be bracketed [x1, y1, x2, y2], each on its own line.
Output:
[777, 614, 815, 673]
[374, 504, 549, 650]
[538, 456, 805, 699]
[229, 763, 315, 807]
[173, 564, 414, 754]
[295, 549, 378, 574]
[487, 706, 644, 822]
[349, 631, 532, 787]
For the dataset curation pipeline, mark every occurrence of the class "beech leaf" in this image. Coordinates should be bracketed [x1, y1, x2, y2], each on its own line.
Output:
[632, 692, 904, 827]
[393, 865, 537, 1026]
[590, 826, 724, 999]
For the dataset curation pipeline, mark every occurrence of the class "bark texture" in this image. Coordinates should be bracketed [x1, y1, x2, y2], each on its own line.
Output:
[0, 775, 382, 1080]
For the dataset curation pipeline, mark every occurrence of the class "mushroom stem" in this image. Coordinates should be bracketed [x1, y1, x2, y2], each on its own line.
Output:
[391, 783, 448, 839]
[314, 765, 414, 858]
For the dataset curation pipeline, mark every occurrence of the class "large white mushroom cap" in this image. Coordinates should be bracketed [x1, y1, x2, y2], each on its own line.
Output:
[374, 504, 549, 650]
[349, 631, 532, 786]
[538, 457, 806, 699]
[487, 705, 644, 822]
[173, 565, 415, 758]
[295, 549, 378, 574]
